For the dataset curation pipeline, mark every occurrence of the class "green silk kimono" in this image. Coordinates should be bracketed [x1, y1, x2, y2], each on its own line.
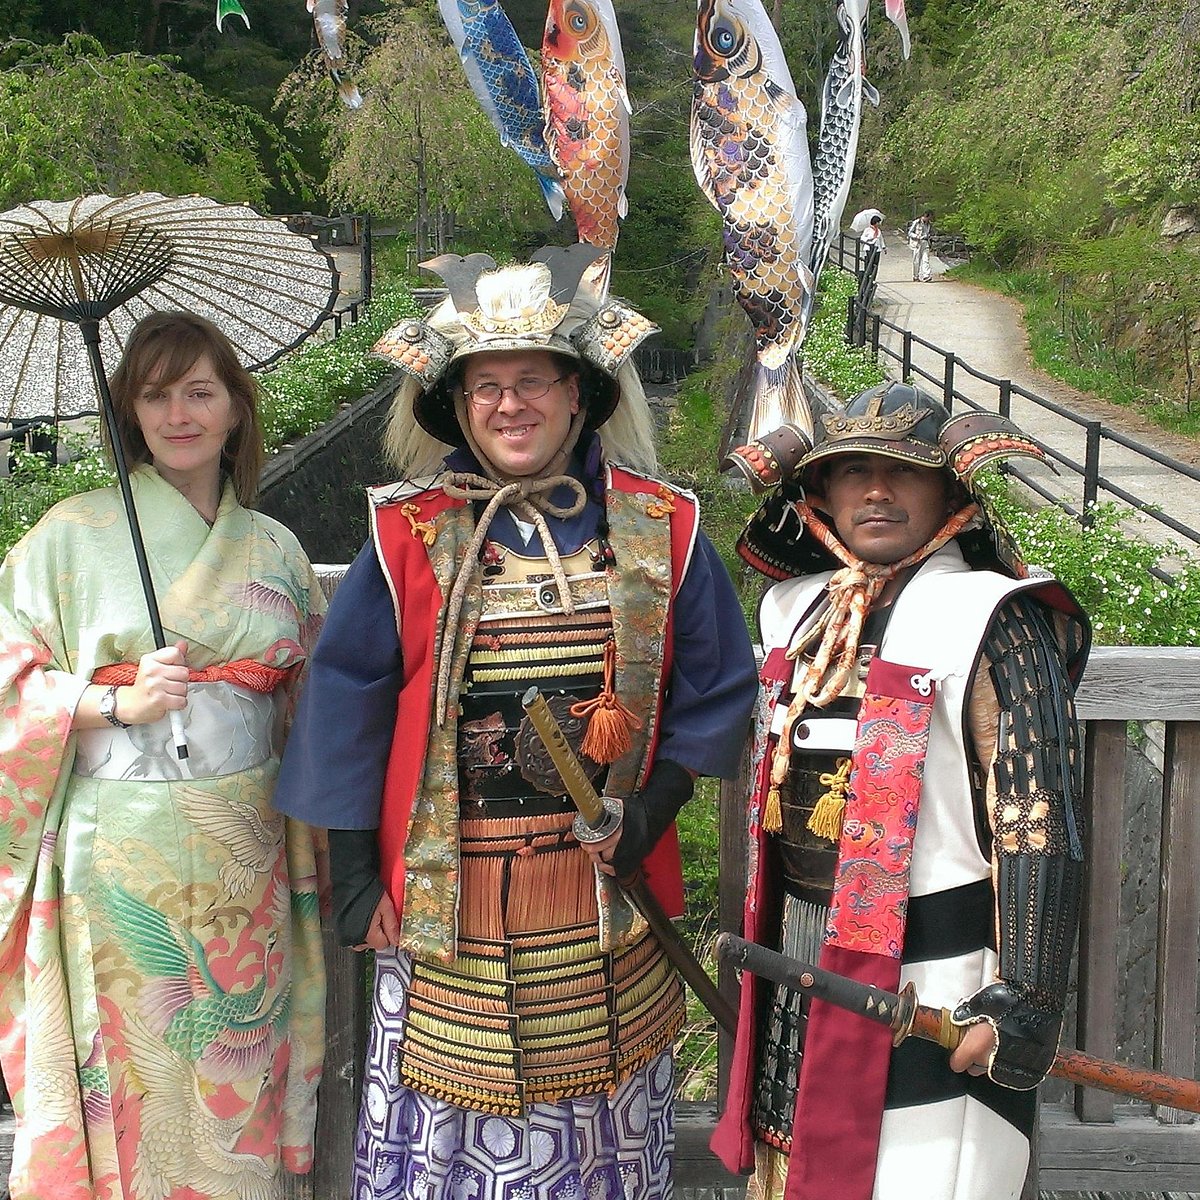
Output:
[0, 466, 326, 1200]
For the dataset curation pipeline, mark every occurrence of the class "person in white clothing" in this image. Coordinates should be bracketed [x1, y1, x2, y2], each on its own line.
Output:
[859, 213, 886, 256]
[907, 209, 934, 281]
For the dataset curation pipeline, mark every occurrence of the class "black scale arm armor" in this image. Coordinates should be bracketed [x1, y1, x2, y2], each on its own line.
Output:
[954, 594, 1086, 1090]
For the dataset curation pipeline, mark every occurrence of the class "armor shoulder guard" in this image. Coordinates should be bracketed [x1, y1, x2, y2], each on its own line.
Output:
[368, 475, 447, 509]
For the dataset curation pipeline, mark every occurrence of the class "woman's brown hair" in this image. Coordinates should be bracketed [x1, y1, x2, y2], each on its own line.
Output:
[105, 311, 265, 504]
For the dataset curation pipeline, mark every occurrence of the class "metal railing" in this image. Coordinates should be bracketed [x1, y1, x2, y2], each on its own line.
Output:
[831, 233, 1200, 559]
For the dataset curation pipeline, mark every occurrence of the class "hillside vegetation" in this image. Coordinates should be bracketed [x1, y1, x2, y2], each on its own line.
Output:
[857, 0, 1200, 409]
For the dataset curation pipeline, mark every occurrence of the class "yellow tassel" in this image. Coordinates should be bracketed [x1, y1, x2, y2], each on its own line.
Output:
[763, 784, 784, 835]
[807, 757, 852, 842]
[571, 638, 643, 765]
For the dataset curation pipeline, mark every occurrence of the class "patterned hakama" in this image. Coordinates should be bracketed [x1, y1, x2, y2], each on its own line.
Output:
[353, 949, 676, 1200]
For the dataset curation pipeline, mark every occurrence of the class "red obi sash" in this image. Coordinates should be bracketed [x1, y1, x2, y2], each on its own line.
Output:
[91, 659, 293, 693]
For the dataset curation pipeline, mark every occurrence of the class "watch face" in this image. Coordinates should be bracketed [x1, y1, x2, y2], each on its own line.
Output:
[100, 687, 125, 727]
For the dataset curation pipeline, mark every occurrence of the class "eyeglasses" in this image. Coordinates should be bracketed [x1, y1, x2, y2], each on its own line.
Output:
[464, 375, 566, 407]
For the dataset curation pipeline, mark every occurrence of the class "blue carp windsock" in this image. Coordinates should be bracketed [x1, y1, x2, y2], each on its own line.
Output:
[438, 0, 566, 220]
[690, 0, 816, 465]
[542, 0, 631, 254]
[309, 0, 363, 110]
[806, 0, 875, 307]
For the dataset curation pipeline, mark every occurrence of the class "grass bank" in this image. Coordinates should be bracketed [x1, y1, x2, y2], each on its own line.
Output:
[950, 260, 1200, 440]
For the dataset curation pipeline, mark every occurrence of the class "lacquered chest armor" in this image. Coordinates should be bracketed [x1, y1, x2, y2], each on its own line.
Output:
[456, 537, 613, 815]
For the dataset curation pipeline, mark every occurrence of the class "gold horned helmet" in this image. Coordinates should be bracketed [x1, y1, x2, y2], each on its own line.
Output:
[373, 244, 659, 445]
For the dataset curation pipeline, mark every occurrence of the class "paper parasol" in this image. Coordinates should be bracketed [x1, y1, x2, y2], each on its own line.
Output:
[0, 192, 339, 756]
[850, 207, 885, 234]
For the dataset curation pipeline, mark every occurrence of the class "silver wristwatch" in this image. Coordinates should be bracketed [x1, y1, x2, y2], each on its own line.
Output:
[99, 684, 131, 729]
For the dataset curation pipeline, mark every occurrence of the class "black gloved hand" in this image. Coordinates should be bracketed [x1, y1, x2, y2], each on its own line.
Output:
[952, 981, 1062, 1090]
[610, 758, 695, 880]
[327, 827, 386, 947]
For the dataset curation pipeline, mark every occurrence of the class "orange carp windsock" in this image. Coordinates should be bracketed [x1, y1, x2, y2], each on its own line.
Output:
[541, 0, 632, 256]
[690, 0, 816, 471]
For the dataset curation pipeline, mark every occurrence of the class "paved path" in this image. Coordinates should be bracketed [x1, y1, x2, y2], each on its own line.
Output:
[869, 239, 1200, 555]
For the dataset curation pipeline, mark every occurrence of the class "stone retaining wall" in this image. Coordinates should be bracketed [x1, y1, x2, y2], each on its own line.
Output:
[256, 376, 400, 564]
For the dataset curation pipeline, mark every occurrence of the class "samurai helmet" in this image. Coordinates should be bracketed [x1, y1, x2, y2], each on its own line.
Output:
[373, 244, 658, 446]
[737, 380, 1050, 580]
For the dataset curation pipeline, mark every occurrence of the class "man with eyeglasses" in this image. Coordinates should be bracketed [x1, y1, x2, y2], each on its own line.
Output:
[275, 245, 759, 1199]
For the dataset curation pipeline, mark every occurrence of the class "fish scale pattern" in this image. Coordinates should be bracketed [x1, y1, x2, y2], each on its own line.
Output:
[543, 0, 630, 249]
[692, 86, 806, 369]
[460, 6, 555, 176]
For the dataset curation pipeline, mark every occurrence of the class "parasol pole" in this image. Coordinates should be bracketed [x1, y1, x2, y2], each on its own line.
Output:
[78, 318, 189, 760]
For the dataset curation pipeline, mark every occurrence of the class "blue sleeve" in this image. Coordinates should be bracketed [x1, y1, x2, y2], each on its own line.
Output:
[655, 531, 759, 779]
[274, 540, 402, 829]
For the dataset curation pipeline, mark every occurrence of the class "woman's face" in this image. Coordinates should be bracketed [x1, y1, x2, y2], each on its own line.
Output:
[133, 352, 236, 494]
[461, 350, 580, 478]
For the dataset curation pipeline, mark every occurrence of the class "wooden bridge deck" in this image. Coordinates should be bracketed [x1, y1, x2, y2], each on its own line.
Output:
[1, 1094, 1197, 1196]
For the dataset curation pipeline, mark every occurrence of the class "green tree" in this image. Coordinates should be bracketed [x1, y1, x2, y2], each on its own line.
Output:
[276, 2, 548, 242]
[0, 34, 286, 206]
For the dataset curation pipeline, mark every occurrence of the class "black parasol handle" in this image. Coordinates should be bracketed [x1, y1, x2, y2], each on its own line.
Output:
[79, 319, 188, 760]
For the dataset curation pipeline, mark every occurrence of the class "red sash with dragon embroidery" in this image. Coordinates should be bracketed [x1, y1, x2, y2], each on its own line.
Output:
[785, 656, 935, 1200]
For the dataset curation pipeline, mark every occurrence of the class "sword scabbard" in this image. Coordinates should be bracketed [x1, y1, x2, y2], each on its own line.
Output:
[521, 686, 738, 1036]
[717, 933, 1200, 1113]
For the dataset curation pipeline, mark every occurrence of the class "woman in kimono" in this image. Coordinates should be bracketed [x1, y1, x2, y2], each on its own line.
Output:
[0, 311, 327, 1200]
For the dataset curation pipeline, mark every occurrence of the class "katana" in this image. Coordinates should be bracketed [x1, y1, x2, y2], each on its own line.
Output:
[521, 686, 738, 1036]
[717, 932, 1200, 1114]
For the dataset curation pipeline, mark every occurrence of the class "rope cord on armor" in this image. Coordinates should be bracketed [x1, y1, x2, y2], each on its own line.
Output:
[761, 500, 981, 835]
[434, 403, 589, 726]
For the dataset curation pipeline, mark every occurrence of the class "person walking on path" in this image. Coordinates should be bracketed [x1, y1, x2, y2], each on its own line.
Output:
[908, 209, 934, 281]
[274, 245, 760, 1199]
[859, 213, 886, 256]
[712, 380, 1090, 1200]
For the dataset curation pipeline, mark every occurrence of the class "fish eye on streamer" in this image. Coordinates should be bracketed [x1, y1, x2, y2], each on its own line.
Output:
[713, 22, 737, 53]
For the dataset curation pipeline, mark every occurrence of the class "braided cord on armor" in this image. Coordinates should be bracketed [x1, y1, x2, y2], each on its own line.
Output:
[958, 593, 1086, 1089]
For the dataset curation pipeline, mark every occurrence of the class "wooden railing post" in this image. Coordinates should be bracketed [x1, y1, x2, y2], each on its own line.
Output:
[1075, 720, 1124, 1124]
[1082, 421, 1102, 527]
[1155, 721, 1200, 1125]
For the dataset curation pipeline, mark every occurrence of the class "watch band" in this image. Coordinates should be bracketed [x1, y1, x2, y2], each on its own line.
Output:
[99, 684, 131, 729]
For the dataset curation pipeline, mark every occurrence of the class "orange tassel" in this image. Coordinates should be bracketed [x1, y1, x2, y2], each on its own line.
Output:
[570, 639, 643, 764]
[646, 486, 676, 519]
